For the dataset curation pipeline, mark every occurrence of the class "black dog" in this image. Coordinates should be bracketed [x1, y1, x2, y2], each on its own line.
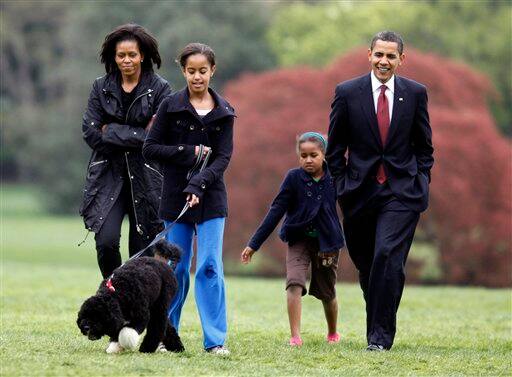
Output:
[77, 240, 184, 353]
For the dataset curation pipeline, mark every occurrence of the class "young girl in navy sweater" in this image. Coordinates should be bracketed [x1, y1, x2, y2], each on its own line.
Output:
[241, 132, 344, 346]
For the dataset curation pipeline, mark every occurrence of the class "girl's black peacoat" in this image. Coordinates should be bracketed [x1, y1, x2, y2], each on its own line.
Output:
[143, 87, 235, 224]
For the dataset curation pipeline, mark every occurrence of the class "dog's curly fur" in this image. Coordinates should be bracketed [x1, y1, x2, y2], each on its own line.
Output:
[77, 240, 184, 353]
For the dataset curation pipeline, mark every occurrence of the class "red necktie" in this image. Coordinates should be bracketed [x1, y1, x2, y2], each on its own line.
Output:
[376, 85, 389, 184]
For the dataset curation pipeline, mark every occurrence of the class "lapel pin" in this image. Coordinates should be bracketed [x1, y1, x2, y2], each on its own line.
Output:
[399, 97, 404, 101]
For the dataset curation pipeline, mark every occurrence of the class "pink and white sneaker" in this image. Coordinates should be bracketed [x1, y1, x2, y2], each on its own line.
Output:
[327, 332, 340, 344]
[289, 336, 303, 347]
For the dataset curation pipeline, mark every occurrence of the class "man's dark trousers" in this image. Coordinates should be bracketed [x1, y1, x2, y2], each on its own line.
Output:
[343, 183, 419, 349]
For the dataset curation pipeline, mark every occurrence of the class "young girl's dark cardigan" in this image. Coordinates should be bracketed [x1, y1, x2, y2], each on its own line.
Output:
[248, 166, 344, 254]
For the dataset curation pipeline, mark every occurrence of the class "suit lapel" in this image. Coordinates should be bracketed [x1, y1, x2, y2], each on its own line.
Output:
[386, 76, 407, 144]
[359, 74, 382, 148]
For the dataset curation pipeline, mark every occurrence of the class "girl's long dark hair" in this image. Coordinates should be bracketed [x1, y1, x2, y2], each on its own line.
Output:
[100, 23, 161, 74]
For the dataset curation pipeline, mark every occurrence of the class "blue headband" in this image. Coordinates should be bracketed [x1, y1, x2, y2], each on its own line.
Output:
[299, 132, 327, 151]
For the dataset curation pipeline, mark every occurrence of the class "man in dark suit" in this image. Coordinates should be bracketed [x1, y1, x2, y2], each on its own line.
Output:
[326, 31, 434, 351]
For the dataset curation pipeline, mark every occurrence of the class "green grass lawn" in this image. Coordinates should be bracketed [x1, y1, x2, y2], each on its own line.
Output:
[1, 185, 511, 376]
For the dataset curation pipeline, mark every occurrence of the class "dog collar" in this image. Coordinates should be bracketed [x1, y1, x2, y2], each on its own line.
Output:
[106, 277, 116, 292]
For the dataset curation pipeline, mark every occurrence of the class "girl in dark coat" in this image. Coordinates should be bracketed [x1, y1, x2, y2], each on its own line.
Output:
[143, 43, 235, 355]
[80, 24, 170, 279]
[241, 132, 344, 347]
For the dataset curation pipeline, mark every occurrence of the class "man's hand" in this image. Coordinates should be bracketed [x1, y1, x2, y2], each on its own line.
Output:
[241, 246, 256, 264]
[101, 124, 108, 133]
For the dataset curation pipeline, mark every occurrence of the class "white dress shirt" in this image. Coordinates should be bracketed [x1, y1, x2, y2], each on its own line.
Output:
[371, 71, 394, 121]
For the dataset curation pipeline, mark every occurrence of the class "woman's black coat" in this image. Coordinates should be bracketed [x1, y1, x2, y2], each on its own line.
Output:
[142, 87, 235, 224]
[79, 71, 170, 239]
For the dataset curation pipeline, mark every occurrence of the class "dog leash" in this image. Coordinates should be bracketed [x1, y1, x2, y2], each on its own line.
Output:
[104, 147, 212, 287]
[126, 146, 212, 261]
[79, 145, 212, 248]
[128, 201, 190, 261]
[104, 202, 189, 290]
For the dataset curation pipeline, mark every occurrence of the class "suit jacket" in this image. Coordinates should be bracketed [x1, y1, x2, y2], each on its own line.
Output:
[326, 73, 434, 216]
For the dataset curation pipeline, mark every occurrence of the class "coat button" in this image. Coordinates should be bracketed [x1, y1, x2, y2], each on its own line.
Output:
[190, 125, 195, 130]
[134, 199, 138, 203]
[216, 126, 220, 131]
[317, 195, 322, 200]
[178, 146, 184, 151]
[307, 191, 312, 197]
[110, 197, 114, 201]
[177, 120, 181, 124]
[133, 131, 137, 135]
[307, 182, 312, 186]
[201, 184, 206, 189]
[319, 185, 323, 190]
[148, 94, 152, 97]
[99, 217, 103, 220]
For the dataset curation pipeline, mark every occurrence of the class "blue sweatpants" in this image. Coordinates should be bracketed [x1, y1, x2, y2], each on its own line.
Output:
[164, 217, 227, 349]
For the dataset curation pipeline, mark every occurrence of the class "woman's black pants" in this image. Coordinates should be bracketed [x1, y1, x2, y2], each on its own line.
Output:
[94, 183, 149, 278]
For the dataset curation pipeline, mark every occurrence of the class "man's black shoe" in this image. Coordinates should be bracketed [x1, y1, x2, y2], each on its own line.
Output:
[366, 344, 386, 351]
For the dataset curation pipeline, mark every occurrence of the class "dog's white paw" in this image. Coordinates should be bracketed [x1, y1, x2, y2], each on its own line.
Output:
[105, 341, 124, 354]
[118, 327, 140, 351]
[156, 342, 168, 353]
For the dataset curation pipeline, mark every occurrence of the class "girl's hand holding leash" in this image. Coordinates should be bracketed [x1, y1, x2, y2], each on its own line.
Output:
[241, 247, 256, 264]
[195, 145, 211, 160]
[186, 194, 200, 207]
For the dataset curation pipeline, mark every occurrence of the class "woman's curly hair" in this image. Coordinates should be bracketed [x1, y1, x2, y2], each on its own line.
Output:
[100, 23, 161, 74]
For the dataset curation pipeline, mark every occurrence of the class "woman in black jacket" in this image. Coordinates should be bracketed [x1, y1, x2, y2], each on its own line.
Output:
[80, 24, 170, 279]
[143, 43, 235, 355]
